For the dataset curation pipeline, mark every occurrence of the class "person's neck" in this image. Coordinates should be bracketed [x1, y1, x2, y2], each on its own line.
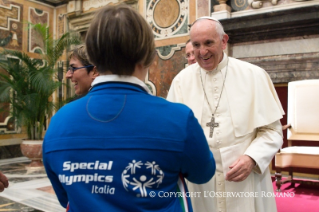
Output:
[132, 63, 147, 81]
[97, 64, 147, 81]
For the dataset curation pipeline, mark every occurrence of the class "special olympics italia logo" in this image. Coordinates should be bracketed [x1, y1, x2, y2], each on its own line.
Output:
[121, 160, 164, 197]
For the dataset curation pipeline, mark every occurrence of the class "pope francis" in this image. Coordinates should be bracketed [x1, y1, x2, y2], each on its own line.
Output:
[167, 17, 285, 212]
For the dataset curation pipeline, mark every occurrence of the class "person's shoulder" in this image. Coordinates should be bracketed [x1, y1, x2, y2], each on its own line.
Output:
[149, 95, 193, 114]
[53, 95, 87, 119]
[67, 94, 86, 103]
[228, 57, 272, 87]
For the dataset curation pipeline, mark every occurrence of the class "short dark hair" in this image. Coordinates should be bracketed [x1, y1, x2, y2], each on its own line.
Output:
[68, 44, 94, 73]
[85, 4, 155, 75]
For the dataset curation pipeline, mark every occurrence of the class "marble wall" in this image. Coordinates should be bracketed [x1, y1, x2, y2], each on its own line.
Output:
[240, 52, 319, 84]
[221, 3, 319, 83]
[234, 34, 319, 83]
[150, 47, 187, 97]
[0, 0, 63, 149]
[0, 1, 23, 51]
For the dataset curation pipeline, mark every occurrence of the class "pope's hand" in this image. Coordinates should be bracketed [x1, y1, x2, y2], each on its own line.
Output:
[225, 155, 255, 182]
[0, 172, 9, 192]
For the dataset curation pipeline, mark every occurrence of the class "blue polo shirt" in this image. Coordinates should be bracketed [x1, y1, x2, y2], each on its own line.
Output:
[43, 77, 215, 212]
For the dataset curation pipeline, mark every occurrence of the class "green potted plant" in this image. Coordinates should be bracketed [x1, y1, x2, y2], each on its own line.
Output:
[0, 23, 81, 168]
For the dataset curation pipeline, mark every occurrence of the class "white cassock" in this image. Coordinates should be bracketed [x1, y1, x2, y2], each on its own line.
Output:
[167, 53, 285, 212]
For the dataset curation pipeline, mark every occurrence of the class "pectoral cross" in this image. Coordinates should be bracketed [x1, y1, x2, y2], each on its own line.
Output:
[206, 114, 219, 138]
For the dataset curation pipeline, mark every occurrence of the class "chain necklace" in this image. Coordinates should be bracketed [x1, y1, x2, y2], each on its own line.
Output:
[199, 59, 229, 138]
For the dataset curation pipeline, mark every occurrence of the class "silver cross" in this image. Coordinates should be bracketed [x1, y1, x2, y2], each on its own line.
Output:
[206, 114, 219, 138]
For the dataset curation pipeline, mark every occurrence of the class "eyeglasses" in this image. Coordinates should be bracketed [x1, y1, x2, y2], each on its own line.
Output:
[67, 65, 94, 74]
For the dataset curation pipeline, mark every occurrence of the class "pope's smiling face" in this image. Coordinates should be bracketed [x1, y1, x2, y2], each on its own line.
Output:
[190, 19, 228, 71]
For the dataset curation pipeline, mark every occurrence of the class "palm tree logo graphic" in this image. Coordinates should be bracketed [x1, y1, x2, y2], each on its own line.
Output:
[121, 160, 165, 197]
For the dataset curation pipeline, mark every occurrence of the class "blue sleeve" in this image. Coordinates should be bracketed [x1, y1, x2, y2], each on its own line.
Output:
[181, 111, 216, 184]
[43, 141, 68, 208]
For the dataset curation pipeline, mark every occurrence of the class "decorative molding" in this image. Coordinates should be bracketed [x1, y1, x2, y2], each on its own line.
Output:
[57, 13, 66, 37]
[145, 71, 156, 95]
[146, 0, 189, 40]
[83, 0, 118, 11]
[32, 58, 46, 68]
[28, 7, 49, 53]
[67, 0, 75, 12]
[229, 0, 249, 11]
[0, 116, 20, 134]
[269, 70, 319, 83]
[156, 43, 185, 60]
[67, 0, 82, 14]
[197, 0, 210, 17]
[211, 9, 231, 20]
[231, 0, 319, 18]
[0, 1, 21, 50]
[221, 5, 319, 43]
[233, 37, 319, 58]
[26, 0, 55, 8]
[0, 4, 20, 30]
[68, 11, 95, 33]
[68, 0, 135, 33]
[248, 0, 278, 9]
[242, 52, 319, 83]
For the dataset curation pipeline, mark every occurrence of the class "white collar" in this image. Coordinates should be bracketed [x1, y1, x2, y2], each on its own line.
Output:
[91, 75, 152, 94]
[201, 52, 228, 74]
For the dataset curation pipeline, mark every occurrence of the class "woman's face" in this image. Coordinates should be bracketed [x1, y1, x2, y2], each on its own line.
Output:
[66, 56, 96, 95]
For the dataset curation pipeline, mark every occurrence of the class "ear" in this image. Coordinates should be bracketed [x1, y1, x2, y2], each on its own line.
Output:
[91, 66, 99, 79]
[222, 34, 229, 50]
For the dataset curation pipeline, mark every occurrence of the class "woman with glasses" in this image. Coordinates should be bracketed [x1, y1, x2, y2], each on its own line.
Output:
[43, 4, 215, 212]
[66, 45, 99, 97]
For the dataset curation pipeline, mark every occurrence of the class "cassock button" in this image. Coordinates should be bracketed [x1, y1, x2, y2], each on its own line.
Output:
[213, 78, 217, 81]
[218, 182, 221, 185]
